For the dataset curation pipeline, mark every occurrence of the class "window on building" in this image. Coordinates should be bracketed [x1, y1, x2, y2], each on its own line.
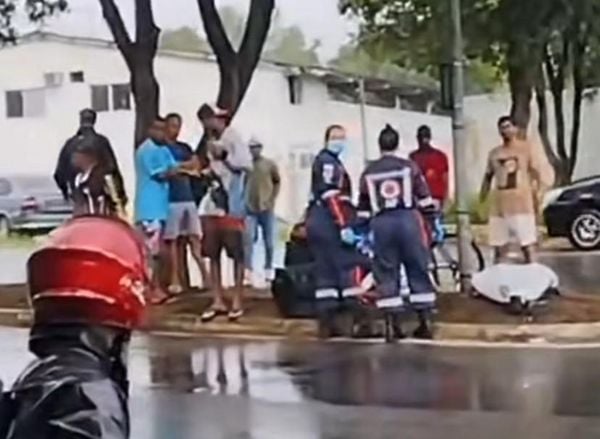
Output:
[91, 85, 109, 112]
[5, 90, 23, 118]
[112, 83, 131, 110]
[5, 89, 46, 118]
[43, 72, 64, 87]
[299, 152, 314, 169]
[287, 75, 303, 105]
[70, 71, 85, 83]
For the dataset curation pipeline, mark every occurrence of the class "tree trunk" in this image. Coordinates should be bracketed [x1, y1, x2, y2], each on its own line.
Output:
[131, 65, 160, 146]
[543, 42, 569, 185]
[569, 36, 586, 180]
[508, 63, 534, 135]
[534, 67, 561, 174]
[99, 0, 160, 149]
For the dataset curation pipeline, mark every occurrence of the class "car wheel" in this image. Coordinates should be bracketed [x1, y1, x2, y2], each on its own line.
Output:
[569, 210, 600, 250]
[0, 216, 9, 239]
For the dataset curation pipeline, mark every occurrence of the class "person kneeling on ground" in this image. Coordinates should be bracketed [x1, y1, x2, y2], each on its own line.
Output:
[0, 216, 150, 439]
[357, 124, 437, 341]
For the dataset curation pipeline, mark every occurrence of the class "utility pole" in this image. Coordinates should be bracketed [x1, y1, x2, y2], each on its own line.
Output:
[450, 0, 473, 292]
[358, 78, 369, 165]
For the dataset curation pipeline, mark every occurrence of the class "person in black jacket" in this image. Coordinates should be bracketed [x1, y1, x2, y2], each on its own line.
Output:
[54, 109, 127, 207]
[0, 216, 150, 439]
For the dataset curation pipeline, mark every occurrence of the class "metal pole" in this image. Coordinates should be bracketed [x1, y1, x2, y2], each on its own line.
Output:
[358, 78, 369, 165]
[450, 0, 473, 292]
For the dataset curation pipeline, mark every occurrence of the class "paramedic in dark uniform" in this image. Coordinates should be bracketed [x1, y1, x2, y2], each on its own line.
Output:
[358, 125, 436, 340]
[306, 124, 362, 338]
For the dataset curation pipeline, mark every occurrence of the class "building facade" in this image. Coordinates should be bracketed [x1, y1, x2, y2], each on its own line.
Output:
[0, 32, 453, 221]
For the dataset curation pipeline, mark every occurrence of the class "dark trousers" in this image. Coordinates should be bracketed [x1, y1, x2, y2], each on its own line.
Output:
[371, 209, 435, 311]
[306, 205, 362, 310]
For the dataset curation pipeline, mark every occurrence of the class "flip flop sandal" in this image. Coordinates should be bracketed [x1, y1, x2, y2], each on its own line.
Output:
[201, 308, 227, 323]
[228, 309, 245, 322]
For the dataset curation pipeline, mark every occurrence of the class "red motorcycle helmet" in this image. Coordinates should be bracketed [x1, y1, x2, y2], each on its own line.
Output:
[27, 216, 150, 330]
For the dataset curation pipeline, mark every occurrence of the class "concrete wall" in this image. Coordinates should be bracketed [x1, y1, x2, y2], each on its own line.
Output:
[0, 38, 452, 222]
[464, 90, 600, 192]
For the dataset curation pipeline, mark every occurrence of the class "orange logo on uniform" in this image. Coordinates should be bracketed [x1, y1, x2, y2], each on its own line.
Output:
[380, 180, 401, 199]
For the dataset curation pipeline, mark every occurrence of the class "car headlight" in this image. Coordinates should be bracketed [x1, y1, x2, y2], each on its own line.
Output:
[542, 188, 565, 210]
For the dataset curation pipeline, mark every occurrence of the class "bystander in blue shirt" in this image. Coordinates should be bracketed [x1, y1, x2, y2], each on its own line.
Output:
[167, 141, 195, 203]
[134, 138, 177, 223]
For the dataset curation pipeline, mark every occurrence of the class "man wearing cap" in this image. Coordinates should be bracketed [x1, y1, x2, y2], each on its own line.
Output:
[54, 109, 127, 209]
[197, 104, 252, 321]
[245, 138, 281, 282]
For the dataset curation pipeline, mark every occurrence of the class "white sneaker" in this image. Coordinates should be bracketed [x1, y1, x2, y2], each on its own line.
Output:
[265, 268, 276, 282]
[244, 270, 254, 287]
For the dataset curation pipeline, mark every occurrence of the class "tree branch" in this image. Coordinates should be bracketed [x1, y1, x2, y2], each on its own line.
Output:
[135, 0, 160, 51]
[197, 0, 236, 65]
[534, 65, 559, 169]
[238, 0, 275, 92]
[98, 0, 133, 64]
[544, 44, 568, 161]
[569, 34, 586, 178]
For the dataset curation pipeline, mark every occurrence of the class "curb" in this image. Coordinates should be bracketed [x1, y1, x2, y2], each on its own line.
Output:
[4, 307, 600, 346]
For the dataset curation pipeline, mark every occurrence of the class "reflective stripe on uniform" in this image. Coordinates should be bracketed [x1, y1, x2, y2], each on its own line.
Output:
[418, 196, 435, 208]
[342, 287, 363, 298]
[377, 296, 404, 310]
[315, 288, 339, 300]
[409, 292, 436, 304]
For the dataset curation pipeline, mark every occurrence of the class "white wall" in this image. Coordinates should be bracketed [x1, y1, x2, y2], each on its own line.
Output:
[0, 38, 452, 221]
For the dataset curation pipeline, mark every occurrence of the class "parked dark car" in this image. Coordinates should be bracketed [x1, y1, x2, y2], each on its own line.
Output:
[543, 176, 600, 250]
[0, 175, 72, 237]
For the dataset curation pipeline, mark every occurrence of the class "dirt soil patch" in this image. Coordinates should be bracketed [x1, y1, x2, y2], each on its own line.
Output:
[4, 284, 600, 326]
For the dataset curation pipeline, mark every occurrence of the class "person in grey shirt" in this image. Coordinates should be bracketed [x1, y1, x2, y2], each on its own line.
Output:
[245, 138, 281, 282]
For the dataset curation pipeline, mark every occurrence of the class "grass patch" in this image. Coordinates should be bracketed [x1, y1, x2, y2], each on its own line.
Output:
[0, 234, 39, 250]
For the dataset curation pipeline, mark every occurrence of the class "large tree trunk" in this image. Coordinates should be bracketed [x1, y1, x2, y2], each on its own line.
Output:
[506, 42, 538, 135]
[131, 63, 160, 146]
[508, 64, 534, 135]
[99, 0, 160, 148]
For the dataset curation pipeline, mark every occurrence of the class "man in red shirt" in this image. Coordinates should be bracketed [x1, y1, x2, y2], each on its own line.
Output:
[410, 125, 449, 209]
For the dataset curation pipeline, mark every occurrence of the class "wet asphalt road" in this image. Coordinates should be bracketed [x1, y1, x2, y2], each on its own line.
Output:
[1, 327, 600, 438]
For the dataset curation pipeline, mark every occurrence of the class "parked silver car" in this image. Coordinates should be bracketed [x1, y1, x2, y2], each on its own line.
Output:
[0, 175, 73, 237]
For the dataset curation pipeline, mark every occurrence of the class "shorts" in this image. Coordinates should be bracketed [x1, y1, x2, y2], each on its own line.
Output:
[489, 214, 537, 247]
[136, 220, 164, 257]
[201, 216, 244, 262]
[164, 202, 202, 241]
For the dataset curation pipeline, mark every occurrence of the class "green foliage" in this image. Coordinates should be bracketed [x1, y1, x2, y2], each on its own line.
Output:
[444, 194, 490, 225]
[330, 40, 438, 88]
[160, 26, 210, 53]
[263, 25, 320, 66]
[159, 7, 321, 67]
[0, 0, 67, 43]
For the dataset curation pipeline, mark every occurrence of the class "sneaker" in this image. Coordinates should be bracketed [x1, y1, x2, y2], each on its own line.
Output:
[168, 284, 184, 295]
[265, 268, 276, 282]
[243, 270, 254, 287]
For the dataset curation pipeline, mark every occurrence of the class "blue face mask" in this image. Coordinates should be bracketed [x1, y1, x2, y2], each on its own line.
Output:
[327, 140, 346, 156]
